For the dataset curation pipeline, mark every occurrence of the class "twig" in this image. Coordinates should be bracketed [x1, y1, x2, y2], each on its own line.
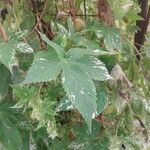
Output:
[12, 3, 21, 31]
[0, 22, 8, 41]
[25, 0, 48, 40]
[121, 34, 143, 63]
[68, 0, 76, 22]
[48, 13, 98, 17]
[134, 0, 149, 61]
[84, 0, 87, 20]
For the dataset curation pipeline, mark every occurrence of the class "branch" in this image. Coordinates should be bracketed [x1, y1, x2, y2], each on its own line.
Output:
[83, 0, 87, 20]
[0, 22, 8, 41]
[134, 0, 149, 61]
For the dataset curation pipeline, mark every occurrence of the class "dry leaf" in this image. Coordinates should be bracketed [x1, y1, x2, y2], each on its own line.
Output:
[110, 64, 133, 112]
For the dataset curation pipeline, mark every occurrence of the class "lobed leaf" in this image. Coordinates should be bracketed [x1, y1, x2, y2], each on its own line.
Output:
[22, 50, 62, 84]
[62, 62, 97, 130]
[22, 37, 111, 131]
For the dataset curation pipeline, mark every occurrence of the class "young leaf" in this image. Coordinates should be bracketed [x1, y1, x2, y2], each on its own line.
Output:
[22, 50, 62, 84]
[39, 32, 64, 58]
[12, 86, 36, 106]
[57, 23, 68, 34]
[67, 18, 75, 37]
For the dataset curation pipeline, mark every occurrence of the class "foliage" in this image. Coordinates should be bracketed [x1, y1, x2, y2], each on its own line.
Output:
[0, 0, 150, 150]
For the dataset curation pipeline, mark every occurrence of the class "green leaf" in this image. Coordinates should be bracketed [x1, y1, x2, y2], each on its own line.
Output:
[22, 50, 62, 84]
[39, 32, 64, 58]
[0, 118, 22, 150]
[99, 54, 119, 72]
[75, 37, 101, 50]
[51, 139, 69, 150]
[16, 42, 33, 53]
[0, 64, 11, 100]
[67, 48, 105, 59]
[61, 54, 110, 130]
[57, 82, 109, 114]
[0, 102, 27, 150]
[0, 39, 17, 71]
[96, 82, 108, 114]
[111, 0, 131, 20]
[54, 34, 68, 48]
[22, 39, 110, 131]
[103, 27, 122, 52]
[56, 96, 74, 112]
[87, 22, 122, 52]
[146, 46, 150, 58]
[57, 23, 68, 34]
[67, 18, 75, 37]
[72, 55, 111, 81]
[70, 120, 110, 150]
[20, 131, 30, 150]
[12, 86, 36, 107]
[62, 62, 97, 130]
[75, 0, 83, 9]
[11, 30, 28, 40]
